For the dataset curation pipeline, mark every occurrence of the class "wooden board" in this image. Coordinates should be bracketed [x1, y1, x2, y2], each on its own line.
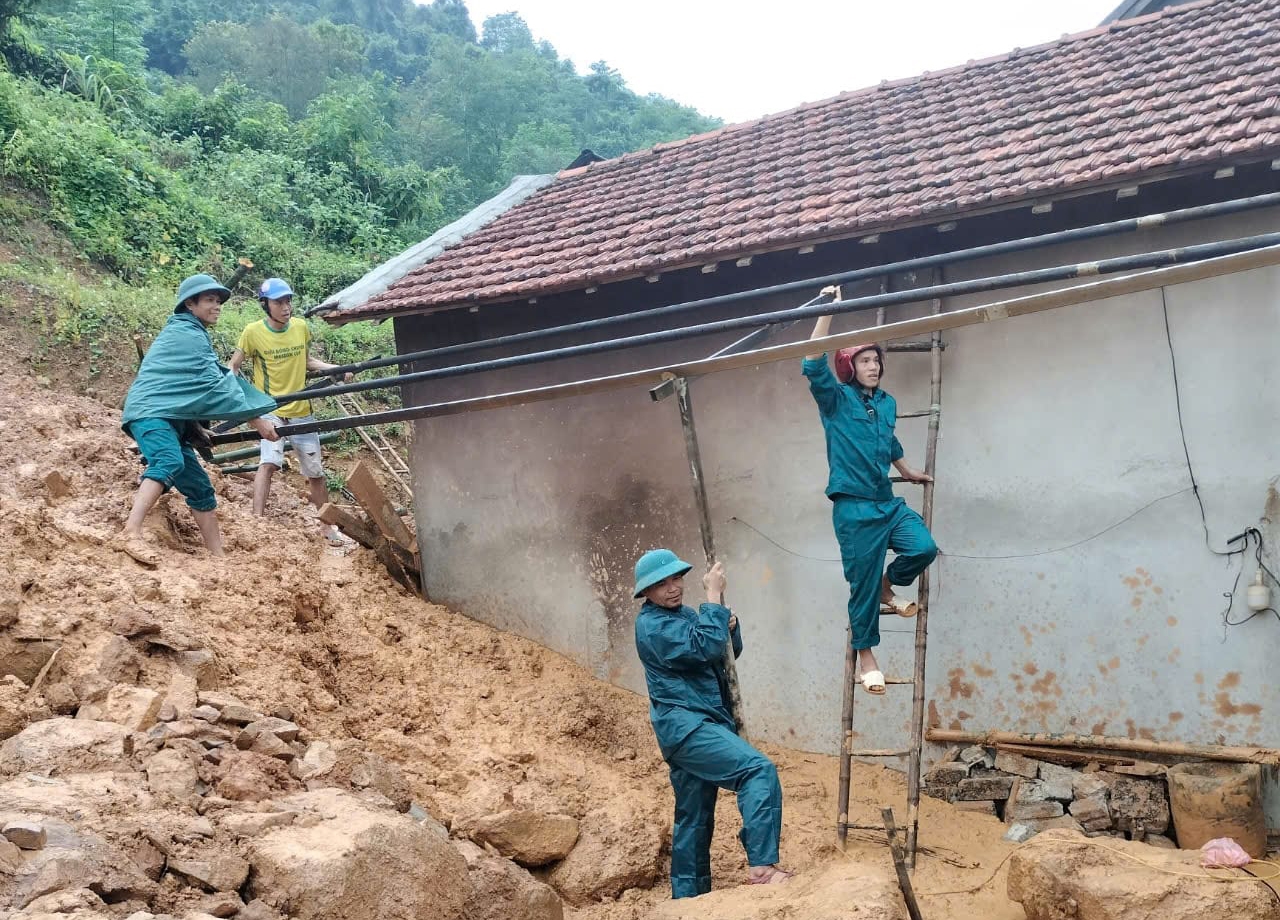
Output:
[345, 461, 416, 555]
[996, 743, 1137, 767]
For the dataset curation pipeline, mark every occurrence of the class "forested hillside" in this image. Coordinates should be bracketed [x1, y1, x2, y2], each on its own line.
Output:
[0, 0, 717, 347]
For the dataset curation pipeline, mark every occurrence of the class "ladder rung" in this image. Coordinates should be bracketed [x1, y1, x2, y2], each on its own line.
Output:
[879, 606, 928, 617]
[840, 822, 891, 832]
[853, 677, 914, 688]
[883, 341, 946, 352]
[897, 407, 940, 418]
[847, 748, 911, 757]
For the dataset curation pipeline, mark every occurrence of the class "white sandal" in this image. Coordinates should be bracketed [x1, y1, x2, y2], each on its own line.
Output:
[857, 669, 887, 695]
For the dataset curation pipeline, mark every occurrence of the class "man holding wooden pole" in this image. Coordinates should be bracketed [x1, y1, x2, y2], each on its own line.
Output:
[804, 291, 937, 695]
[632, 549, 791, 897]
[228, 277, 352, 544]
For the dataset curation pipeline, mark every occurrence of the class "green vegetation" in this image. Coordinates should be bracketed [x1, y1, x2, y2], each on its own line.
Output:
[0, 0, 718, 371]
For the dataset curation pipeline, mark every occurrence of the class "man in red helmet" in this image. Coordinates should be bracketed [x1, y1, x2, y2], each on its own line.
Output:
[801, 295, 937, 695]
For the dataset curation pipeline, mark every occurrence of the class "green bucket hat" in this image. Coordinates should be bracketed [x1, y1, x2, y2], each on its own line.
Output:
[174, 274, 231, 313]
[633, 549, 694, 598]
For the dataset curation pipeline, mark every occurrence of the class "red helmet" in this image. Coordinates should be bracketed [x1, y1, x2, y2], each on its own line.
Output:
[834, 343, 884, 384]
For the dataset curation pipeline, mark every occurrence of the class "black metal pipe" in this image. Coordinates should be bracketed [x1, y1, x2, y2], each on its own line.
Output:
[272, 232, 1280, 405]
[206, 243, 1280, 447]
[312, 191, 1280, 378]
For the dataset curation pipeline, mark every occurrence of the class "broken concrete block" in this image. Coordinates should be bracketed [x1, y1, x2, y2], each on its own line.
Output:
[1037, 762, 1077, 800]
[1004, 823, 1037, 843]
[466, 810, 580, 867]
[1005, 800, 1064, 822]
[1099, 774, 1170, 836]
[76, 684, 163, 731]
[954, 800, 997, 816]
[1068, 794, 1111, 831]
[925, 762, 971, 785]
[3, 819, 47, 849]
[956, 774, 1015, 801]
[994, 750, 1041, 778]
[959, 745, 993, 768]
[1071, 771, 1109, 800]
[1008, 777, 1051, 804]
[168, 855, 251, 892]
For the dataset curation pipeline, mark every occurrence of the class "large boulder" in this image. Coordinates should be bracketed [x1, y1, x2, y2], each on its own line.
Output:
[0, 719, 133, 775]
[76, 684, 162, 731]
[245, 788, 471, 920]
[465, 810, 579, 867]
[546, 795, 664, 905]
[653, 861, 906, 919]
[0, 817, 155, 912]
[454, 838, 563, 920]
[1007, 828, 1280, 920]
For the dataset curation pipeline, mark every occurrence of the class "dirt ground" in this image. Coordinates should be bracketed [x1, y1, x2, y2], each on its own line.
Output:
[0, 334, 1030, 918]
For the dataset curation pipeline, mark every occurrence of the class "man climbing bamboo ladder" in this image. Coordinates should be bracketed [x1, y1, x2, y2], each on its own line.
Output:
[801, 290, 937, 694]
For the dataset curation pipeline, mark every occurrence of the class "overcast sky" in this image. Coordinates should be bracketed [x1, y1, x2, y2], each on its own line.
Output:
[464, 0, 1123, 123]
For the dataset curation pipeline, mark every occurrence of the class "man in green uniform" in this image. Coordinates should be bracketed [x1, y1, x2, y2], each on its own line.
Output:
[118, 274, 278, 565]
[803, 306, 937, 695]
[633, 549, 791, 897]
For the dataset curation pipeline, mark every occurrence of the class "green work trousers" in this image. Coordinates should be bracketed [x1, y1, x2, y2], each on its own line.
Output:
[833, 495, 937, 649]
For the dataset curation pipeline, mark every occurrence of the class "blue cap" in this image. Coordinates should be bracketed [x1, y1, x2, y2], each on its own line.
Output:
[633, 549, 694, 598]
[258, 278, 294, 300]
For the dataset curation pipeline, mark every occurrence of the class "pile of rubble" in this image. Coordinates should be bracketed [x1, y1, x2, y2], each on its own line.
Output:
[925, 746, 1172, 845]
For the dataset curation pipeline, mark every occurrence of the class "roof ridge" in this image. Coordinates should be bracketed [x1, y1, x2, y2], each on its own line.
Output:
[554, 0, 1235, 176]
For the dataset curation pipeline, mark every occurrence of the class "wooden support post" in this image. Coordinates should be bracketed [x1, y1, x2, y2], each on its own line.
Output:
[673, 377, 747, 738]
[837, 631, 855, 848]
[346, 461, 417, 557]
[318, 502, 423, 597]
[925, 729, 1280, 765]
[882, 808, 924, 920]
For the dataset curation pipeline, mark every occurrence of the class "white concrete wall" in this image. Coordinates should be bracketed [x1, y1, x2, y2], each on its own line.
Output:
[406, 204, 1280, 821]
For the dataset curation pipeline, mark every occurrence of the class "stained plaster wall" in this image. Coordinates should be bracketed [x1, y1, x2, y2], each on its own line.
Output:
[398, 204, 1280, 821]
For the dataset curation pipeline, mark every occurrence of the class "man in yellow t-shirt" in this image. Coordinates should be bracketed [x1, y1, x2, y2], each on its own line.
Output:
[229, 278, 351, 543]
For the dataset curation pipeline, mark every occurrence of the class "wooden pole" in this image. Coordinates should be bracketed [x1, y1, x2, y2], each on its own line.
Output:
[837, 628, 855, 848]
[925, 729, 1280, 766]
[673, 377, 747, 737]
[882, 807, 925, 920]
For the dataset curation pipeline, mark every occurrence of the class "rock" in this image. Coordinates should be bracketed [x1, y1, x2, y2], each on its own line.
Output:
[175, 651, 218, 690]
[455, 838, 564, 920]
[76, 684, 163, 731]
[1004, 823, 1037, 843]
[1008, 777, 1051, 804]
[547, 796, 663, 905]
[0, 676, 41, 741]
[0, 718, 132, 775]
[994, 750, 1042, 778]
[68, 635, 142, 697]
[290, 741, 337, 781]
[1098, 773, 1170, 836]
[1005, 800, 1064, 822]
[218, 705, 260, 726]
[1015, 814, 1085, 836]
[6, 820, 155, 908]
[156, 703, 178, 722]
[191, 706, 221, 723]
[218, 810, 297, 837]
[193, 894, 245, 918]
[1144, 834, 1176, 848]
[42, 682, 78, 716]
[145, 748, 200, 801]
[235, 718, 301, 748]
[21, 886, 103, 914]
[466, 810, 580, 867]
[0, 836, 22, 870]
[925, 762, 970, 785]
[246, 788, 471, 920]
[0, 578, 19, 630]
[41, 470, 73, 499]
[272, 705, 295, 722]
[109, 608, 162, 637]
[168, 856, 251, 892]
[244, 732, 295, 762]
[3, 819, 47, 849]
[956, 775, 1014, 801]
[129, 837, 165, 881]
[1007, 828, 1280, 920]
[323, 748, 411, 813]
[953, 800, 997, 816]
[208, 750, 301, 802]
[0, 636, 60, 686]
[959, 745, 991, 766]
[238, 899, 285, 920]
[165, 673, 199, 717]
[1037, 762, 1077, 800]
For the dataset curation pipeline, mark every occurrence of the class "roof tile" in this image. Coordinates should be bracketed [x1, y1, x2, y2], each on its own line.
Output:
[348, 0, 1280, 319]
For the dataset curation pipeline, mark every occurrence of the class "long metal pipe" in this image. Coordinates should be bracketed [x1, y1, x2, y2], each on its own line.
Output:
[274, 232, 1280, 405]
[313, 191, 1280, 378]
[207, 244, 1280, 446]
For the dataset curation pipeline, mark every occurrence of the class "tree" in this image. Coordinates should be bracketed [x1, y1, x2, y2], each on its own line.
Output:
[499, 120, 577, 177]
[30, 0, 153, 70]
[480, 12, 533, 55]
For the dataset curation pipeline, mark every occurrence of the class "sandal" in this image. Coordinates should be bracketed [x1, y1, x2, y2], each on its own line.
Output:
[115, 534, 159, 567]
[747, 866, 794, 885]
[881, 596, 918, 618]
[857, 669, 887, 695]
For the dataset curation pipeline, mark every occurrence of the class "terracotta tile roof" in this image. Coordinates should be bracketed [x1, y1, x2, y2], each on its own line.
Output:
[353, 0, 1280, 320]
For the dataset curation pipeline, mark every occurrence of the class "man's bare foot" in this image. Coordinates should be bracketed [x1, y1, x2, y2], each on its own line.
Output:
[747, 865, 793, 885]
[880, 574, 894, 605]
[115, 533, 159, 567]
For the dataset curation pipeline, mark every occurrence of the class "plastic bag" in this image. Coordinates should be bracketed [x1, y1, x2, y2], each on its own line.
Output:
[1200, 837, 1251, 868]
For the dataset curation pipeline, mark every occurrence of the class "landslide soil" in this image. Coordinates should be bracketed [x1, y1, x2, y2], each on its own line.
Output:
[0, 336, 1025, 918]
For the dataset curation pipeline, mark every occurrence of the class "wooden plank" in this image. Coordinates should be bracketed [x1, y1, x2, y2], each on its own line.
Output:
[997, 743, 1137, 767]
[345, 461, 416, 555]
[928, 729, 1280, 766]
[881, 808, 924, 920]
[318, 502, 378, 550]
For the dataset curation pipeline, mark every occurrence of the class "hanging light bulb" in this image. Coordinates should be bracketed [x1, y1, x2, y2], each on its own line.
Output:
[1246, 570, 1271, 612]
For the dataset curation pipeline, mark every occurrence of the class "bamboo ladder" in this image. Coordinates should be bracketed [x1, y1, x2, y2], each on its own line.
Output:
[333, 391, 414, 504]
[836, 269, 945, 868]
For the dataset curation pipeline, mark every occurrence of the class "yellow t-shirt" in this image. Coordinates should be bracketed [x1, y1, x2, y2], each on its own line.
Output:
[236, 317, 312, 418]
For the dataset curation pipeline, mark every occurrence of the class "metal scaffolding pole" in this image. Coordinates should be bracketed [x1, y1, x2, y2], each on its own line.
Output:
[313, 191, 1280, 378]
[206, 244, 1280, 446]
[274, 232, 1280, 406]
